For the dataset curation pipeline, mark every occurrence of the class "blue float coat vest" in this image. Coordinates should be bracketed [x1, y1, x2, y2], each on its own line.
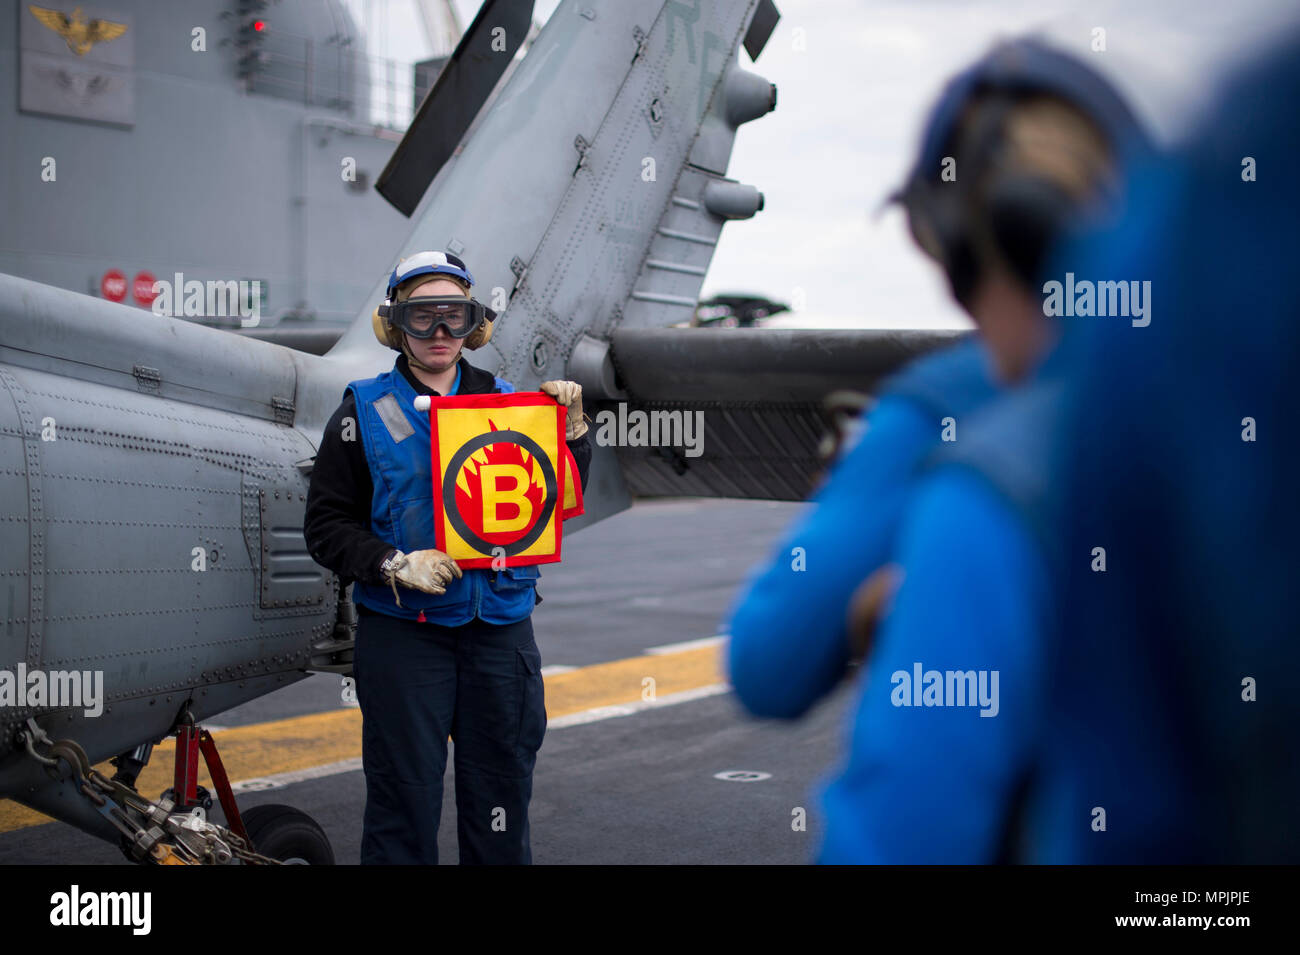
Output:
[347, 362, 541, 625]
[921, 355, 1068, 863]
[814, 358, 1057, 864]
[931, 373, 1065, 565]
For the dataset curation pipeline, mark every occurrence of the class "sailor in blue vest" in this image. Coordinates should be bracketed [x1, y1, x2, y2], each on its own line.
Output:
[724, 37, 1140, 727]
[305, 251, 592, 864]
[815, 40, 1153, 862]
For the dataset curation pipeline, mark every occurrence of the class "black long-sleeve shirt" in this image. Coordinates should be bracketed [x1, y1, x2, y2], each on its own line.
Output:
[305, 353, 593, 587]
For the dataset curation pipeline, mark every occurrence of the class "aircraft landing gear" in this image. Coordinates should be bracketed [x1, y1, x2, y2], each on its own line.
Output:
[154, 709, 336, 864]
[18, 712, 335, 865]
[240, 804, 335, 864]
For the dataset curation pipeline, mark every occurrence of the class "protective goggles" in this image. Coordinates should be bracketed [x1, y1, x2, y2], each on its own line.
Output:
[378, 296, 496, 339]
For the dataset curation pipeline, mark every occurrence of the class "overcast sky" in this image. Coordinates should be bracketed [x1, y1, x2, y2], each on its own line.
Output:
[343, 0, 1297, 330]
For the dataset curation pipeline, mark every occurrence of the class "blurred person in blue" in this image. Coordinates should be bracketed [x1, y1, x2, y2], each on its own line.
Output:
[723, 38, 1148, 723]
[814, 41, 1153, 863]
[1030, 26, 1300, 863]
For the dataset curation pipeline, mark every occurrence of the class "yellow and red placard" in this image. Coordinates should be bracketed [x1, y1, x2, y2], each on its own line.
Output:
[428, 392, 584, 568]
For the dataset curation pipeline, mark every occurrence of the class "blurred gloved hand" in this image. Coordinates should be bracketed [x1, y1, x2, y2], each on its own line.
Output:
[540, 379, 588, 440]
[382, 548, 462, 604]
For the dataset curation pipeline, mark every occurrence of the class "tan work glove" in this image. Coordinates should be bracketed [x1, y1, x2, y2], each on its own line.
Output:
[540, 379, 588, 440]
[382, 548, 462, 606]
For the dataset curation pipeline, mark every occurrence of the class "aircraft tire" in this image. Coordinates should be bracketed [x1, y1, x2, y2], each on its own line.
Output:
[240, 804, 336, 865]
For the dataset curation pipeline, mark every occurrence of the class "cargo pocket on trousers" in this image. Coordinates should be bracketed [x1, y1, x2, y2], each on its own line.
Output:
[515, 644, 547, 760]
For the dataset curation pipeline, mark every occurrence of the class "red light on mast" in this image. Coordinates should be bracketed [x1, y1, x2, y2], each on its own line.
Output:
[252, 20, 266, 31]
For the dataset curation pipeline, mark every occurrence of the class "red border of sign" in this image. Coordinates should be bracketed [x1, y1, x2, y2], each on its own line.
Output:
[560, 441, 585, 520]
[428, 392, 567, 569]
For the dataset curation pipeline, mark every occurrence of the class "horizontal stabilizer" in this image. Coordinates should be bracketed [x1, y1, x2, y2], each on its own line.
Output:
[601, 327, 967, 500]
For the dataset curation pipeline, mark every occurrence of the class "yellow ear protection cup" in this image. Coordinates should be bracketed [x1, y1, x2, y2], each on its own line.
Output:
[463, 312, 495, 350]
[372, 306, 404, 349]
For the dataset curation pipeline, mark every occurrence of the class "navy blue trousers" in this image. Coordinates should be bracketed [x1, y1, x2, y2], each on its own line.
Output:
[352, 606, 546, 864]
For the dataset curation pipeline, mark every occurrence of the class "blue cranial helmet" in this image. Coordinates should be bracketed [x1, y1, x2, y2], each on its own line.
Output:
[385, 250, 475, 300]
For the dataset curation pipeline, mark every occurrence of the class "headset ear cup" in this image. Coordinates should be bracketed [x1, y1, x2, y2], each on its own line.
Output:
[464, 316, 494, 350]
[985, 176, 1075, 289]
[372, 307, 402, 350]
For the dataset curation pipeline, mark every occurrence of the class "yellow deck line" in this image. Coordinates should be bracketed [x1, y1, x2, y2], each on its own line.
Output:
[0, 643, 725, 835]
